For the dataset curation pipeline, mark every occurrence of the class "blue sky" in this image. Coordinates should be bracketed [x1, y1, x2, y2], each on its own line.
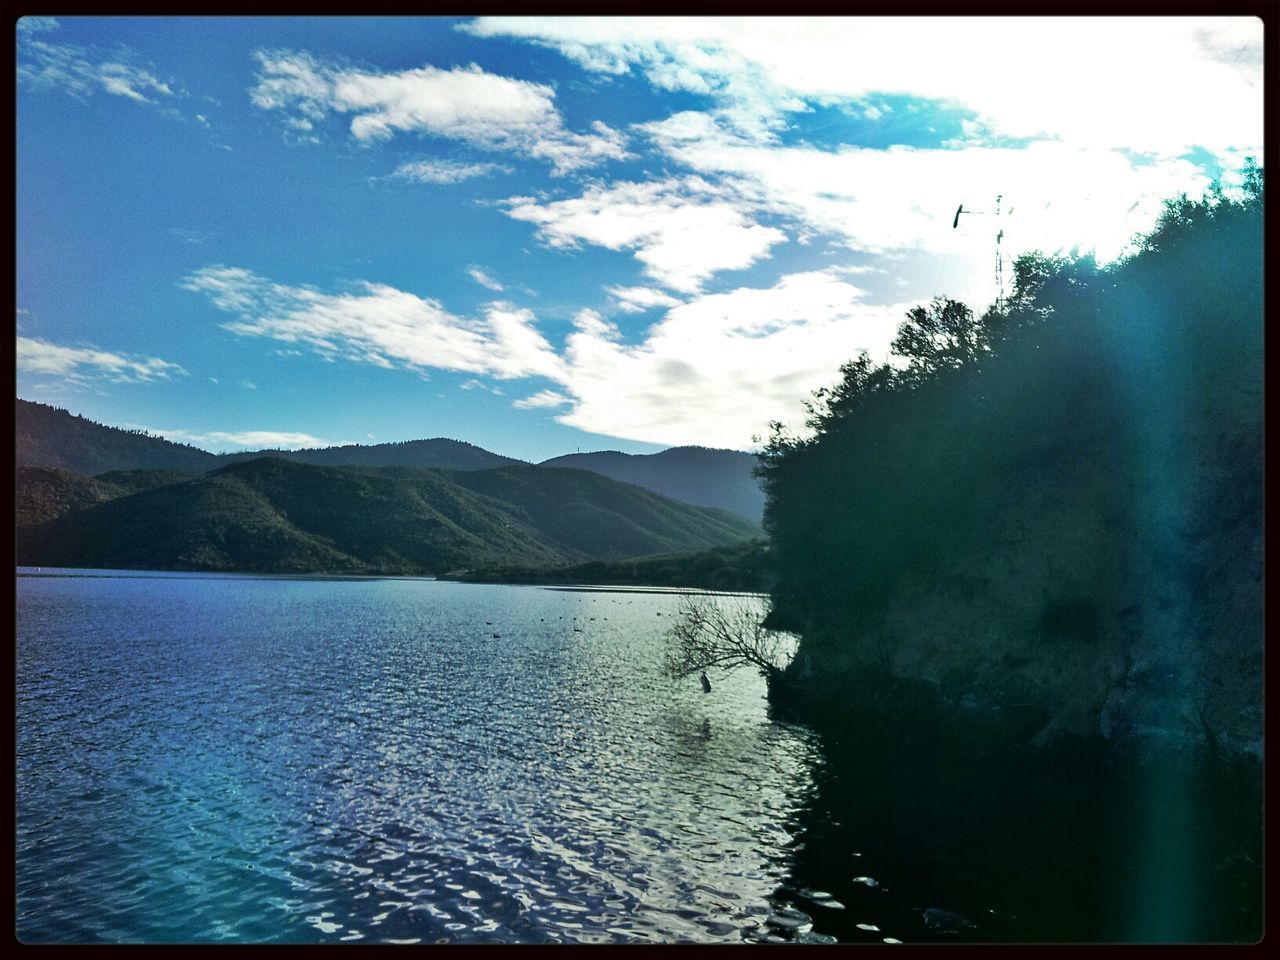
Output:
[16, 16, 1264, 461]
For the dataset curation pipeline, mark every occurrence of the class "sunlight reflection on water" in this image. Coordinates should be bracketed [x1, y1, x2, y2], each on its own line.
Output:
[17, 571, 821, 944]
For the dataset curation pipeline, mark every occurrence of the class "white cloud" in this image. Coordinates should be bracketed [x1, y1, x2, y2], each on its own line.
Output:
[513, 389, 572, 409]
[137, 427, 343, 451]
[606, 285, 682, 313]
[639, 111, 1220, 307]
[18, 17, 60, 34]
[468, 265, 505, 291]
[381, 158, 511, 184]
[250, 50, 630, 174]
[551, 270, 908, 448]
[503, 176, 787, 293]
[18, 38, 175, 105]
[169, 226, 215, 245]
[181, 265, 565, 382]
[17, 336, 186, 385]
[184, 260, 915, 449]
[465, 16, 1263, 155]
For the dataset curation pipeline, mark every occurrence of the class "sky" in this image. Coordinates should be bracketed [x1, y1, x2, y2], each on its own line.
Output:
[15, 15, 1264, 462]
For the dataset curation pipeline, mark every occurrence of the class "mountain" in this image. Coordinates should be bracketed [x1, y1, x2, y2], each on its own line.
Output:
[15, 401, 762, 520]
[16, 399, 523, 476]
[538, 446, 765, 522]
[17, 457, 760, 575]
[450, 465, 757, 558]
[217, 438, 522, 471]
[16, 465, 199, 526]
[16, 399, 218, 474]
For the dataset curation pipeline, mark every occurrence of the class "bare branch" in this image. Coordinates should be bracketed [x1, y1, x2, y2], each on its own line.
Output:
[662, 592, 796, 683]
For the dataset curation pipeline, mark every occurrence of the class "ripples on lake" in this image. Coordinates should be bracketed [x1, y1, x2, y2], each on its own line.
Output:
[17, 571, 831, 944]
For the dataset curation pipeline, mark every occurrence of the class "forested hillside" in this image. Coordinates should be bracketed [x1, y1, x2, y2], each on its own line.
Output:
[17, 457, 760, 575]
[759, 163, 1263, 756]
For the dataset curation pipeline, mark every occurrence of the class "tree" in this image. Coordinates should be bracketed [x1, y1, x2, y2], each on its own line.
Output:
[802, 352, 899, 435]
[663, 592, 795, 687]
[891, 297, 986, 382]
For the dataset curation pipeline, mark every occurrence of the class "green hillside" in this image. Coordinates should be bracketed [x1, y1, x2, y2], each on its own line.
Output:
[449, 465, 759, 559]
[17, 458, 760, 575]
[16, 400, 520, 475]
[445, 538, 772, 592]
[16, 399, 218, 474]
[16, 465, 201, 526]
[540, 446, 764, 522]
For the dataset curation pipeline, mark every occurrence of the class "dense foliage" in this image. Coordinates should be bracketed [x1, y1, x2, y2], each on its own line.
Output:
[16, 465, 199, 526]
[446, 538, 771, 592]
[757, 163, 1264, 655]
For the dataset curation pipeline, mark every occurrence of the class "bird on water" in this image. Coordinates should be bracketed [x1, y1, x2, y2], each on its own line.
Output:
[700, 671, 712, 694]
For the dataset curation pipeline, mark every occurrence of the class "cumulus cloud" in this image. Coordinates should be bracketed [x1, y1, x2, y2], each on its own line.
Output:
[381, 158, 512, 184]
[184, 260, 915, 449]
[503, 176, 787, 293]
[17, 336, 187, 385]
[465, 16, 1263, 155]
[18, 38, 175, 105]
[181, 265, 565, 382]
[250, 49, 630, 174]
[638, 113, 1221, 307]
[468, 265, 505, 291]
[550, 270, 909, 448]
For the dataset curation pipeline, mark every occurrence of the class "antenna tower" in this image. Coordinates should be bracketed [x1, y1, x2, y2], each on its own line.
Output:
[993, 194, 1005, 307]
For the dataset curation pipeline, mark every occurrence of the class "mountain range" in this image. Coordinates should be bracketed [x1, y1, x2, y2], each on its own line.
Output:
[15, 399, 762, 575]
[16, 399, 764, 521]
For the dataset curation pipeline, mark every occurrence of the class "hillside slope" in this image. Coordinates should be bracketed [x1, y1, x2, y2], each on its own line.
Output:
[16, 399, 217, 474]
[16, 399, 522, 475]
[450, 465, 759, 558]
[18, 458, 759, 575]
[218, 438, 523, 471]
[539, 446, 764, 521]
[16, 465, 199, 526]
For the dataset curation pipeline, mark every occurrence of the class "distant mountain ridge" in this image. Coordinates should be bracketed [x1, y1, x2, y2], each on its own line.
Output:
[16, 456, 759, 575]
[217, 438, 522, 471]
[15, 398, 764, 520]
[15, 400, 520, 475]
[16, 399, 217, 475]
[539, 447, 764, 522]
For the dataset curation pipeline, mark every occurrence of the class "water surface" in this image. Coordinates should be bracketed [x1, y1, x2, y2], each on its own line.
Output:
[17, 570, 823, 944]
[18, 569, 1261, 944]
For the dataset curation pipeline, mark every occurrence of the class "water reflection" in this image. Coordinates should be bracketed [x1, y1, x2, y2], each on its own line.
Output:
[776, 718, 1262, 943]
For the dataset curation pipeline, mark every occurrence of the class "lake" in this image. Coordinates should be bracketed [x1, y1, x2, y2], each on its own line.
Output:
[16, 569, 1261, 944]
[17, 569, 831, 944]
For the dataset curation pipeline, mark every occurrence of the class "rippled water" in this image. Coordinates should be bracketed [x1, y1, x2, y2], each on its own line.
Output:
[17, 570, 830, 944]
[18, 569, 1262, 944]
